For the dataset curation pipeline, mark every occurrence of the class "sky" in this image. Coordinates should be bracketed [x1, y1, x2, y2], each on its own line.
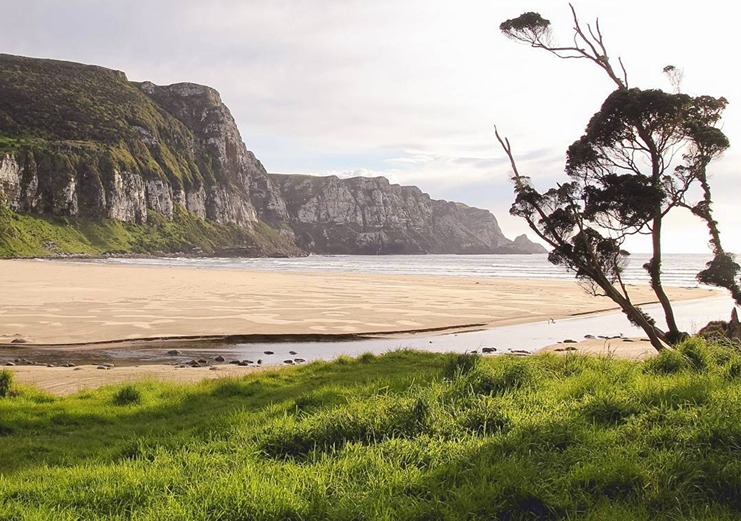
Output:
[1, 1, 738, 254]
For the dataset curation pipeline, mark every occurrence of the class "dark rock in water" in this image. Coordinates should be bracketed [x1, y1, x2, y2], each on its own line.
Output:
[294, 358, 306, 363]
[214, 355, 226, 362]
[197, 359, 208, 364]
[289, 350, 297, 355]
[167, 350, 181, 356]
[469, 350, 478, 354]
[264, 351, 274, 355]
[510, 349, 530, 355]
[563, 339, 577, 344]
[623, 338, 634, 343]
[229, 360, 240, 365]
[238, 361, 250, 366]
[584, 334, 595, 339]
[10, 338, 28, 344]
[283, 359, 294, 365]
[481, 347, 496, 353]
[257, 359, 263, 365]
[598, 335, 609, 339]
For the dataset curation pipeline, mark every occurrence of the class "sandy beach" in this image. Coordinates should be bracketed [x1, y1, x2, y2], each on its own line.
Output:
[1, 258, 719, 394]
[0, 259, 717, 345]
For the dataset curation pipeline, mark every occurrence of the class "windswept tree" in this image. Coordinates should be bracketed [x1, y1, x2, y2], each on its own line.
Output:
[497, 5, 739, 350]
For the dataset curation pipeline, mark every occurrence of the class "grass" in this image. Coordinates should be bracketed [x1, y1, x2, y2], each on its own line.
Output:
[0, 342, 739, 520]
[0, 369, 12, 398]
[0, 205, 296, 257]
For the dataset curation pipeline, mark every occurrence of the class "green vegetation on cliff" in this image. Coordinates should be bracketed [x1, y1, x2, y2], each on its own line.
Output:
[1, 343, 739, 520]
[0, 54, 207, 187]
[0, 206, 293, 257]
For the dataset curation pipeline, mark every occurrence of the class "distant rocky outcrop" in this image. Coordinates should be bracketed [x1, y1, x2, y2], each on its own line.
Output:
[0, 53, 545, 257]
[270, 174, 544, 254]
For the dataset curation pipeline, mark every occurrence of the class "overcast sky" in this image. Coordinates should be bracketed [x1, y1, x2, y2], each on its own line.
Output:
[2, 1, 738, 254]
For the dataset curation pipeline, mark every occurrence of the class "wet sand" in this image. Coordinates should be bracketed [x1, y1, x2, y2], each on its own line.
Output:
[538, 337, 658, 361]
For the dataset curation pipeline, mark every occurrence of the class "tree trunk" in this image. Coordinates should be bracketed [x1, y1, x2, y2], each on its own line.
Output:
[647, 216, 684, 343]
[600, 277, 669, 352]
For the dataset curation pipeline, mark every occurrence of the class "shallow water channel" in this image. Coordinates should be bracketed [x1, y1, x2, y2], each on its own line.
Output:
[1, 297, 734, 368]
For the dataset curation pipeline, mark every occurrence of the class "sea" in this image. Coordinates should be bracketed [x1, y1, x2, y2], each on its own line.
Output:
[7, 252, 733, 367]
[84, 252, 714, 288]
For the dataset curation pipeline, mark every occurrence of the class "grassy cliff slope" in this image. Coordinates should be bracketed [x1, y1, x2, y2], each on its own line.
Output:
[0, 206, 295, 257]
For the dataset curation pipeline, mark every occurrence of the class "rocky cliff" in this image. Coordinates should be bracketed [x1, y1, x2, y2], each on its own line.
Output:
[0, 54, 544, 257]
[270, 174, 533, 254]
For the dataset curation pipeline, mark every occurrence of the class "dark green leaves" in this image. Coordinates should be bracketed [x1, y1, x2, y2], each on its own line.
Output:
[500, 12, 552, 43]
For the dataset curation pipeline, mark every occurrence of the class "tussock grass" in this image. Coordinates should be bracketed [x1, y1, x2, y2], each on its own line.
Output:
[0, 369, 13, 398]
[1, 343, 740, 519]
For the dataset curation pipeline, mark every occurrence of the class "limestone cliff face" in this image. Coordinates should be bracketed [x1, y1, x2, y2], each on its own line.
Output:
[136, 81, 289, 226]
[270, 174, 544, 254]
[0, 53, 545, 257]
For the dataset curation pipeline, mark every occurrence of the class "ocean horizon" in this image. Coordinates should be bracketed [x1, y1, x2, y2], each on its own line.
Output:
[67, 252, 718, 289]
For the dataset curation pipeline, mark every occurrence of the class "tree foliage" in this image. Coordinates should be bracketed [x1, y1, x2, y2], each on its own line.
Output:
[497, 5, 738, 351]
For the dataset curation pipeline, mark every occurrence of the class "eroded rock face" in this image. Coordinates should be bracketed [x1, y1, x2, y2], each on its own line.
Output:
[270, 174, 545, 254]
[105, 170, 147, 223]
[0, 154, 22, 209]
[146, 179, 174, 219]
[137, 81, 287, 226]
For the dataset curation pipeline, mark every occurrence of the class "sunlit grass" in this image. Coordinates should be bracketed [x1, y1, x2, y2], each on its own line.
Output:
[0, 343, 739, 520]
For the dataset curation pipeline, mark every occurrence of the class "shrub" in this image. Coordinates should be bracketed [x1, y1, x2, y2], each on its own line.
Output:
[0, 369, 13, 398]
[113, 385, 142, 406]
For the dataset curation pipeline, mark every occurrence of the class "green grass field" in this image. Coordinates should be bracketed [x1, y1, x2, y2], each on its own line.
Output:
[1, 340, 739, 520]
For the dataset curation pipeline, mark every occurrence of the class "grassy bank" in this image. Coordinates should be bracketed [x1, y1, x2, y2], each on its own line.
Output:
[0, 341, 739, 520]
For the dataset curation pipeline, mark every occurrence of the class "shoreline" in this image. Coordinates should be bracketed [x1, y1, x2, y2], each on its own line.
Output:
[1, 258, 727, 395]
[0, 258, 718, 346]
